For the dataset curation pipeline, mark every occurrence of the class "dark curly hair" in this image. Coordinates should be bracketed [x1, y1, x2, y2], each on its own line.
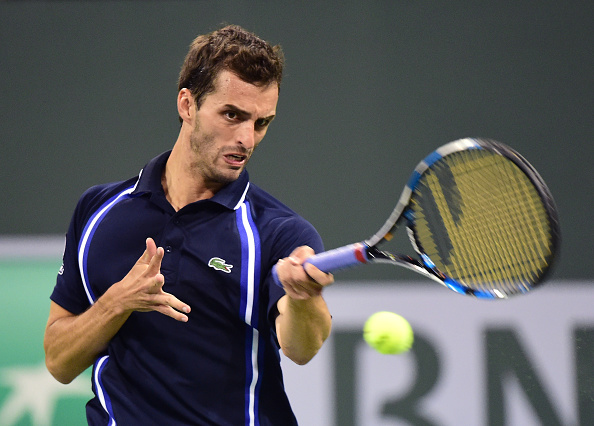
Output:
[177, 25, 285, 122]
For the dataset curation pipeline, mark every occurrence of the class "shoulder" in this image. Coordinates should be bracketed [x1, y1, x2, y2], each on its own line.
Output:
[246, 183, 324, 253]
[73, 177, 139, 224]
[245, 183, 308, 226]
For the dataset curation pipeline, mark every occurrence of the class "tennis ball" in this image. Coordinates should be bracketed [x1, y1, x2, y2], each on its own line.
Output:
[363, 311, 414, 355]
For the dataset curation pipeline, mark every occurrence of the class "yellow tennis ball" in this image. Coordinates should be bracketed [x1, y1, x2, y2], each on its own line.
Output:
[363, 311, 414, 355]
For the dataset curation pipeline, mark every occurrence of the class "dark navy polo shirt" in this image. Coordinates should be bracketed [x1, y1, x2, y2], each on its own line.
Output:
[51, 151, 324, 426]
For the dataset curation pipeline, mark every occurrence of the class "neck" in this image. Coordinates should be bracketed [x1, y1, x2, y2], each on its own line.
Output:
[162, 139, 219, 211]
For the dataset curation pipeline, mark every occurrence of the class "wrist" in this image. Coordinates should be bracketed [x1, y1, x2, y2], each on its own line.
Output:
[95, 284, 130, 319]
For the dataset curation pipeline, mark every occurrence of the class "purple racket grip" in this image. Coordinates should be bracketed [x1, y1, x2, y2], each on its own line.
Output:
[272, 243, 368, 288]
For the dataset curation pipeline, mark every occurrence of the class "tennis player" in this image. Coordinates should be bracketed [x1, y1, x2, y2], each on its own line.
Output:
[44, 24, 333, 425]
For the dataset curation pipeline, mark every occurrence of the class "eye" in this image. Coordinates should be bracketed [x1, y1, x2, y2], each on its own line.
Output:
[255, 118, 271, 129]
[224, 111, 238, 120]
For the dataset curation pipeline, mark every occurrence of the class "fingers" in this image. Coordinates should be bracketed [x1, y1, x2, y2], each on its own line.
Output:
[151, 273, 165, 291]
[276, 246, 334, 300]
[120, 238, 191, 322]
[138, 238, 158, 265]
[147, 271, 191, 322]
[152, 294, 191, 322]
[145, 246, 164, 278]
[138, 282, 191, 322]
[304, 263, 334, 286]
[287, 245, 315, 263]
[146, 237, 157, 256]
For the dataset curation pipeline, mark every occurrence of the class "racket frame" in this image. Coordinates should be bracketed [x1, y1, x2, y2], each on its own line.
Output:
[273, 138, 560, 299]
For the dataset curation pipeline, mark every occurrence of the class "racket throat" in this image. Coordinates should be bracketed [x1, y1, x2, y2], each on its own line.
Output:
[366, 246, 449, 282]
[366, 246, 424, 270]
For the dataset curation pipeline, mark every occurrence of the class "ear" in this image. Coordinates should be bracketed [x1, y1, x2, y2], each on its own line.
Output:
[177, 88, 194, 124]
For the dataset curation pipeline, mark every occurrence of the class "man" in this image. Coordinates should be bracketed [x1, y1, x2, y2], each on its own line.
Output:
[44, 24, 333, 425]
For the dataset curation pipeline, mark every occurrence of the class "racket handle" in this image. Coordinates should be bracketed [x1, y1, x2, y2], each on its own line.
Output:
[272, 243, 368, 288]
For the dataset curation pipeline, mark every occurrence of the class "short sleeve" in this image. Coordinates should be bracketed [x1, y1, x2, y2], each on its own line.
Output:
[264, 215, 324, 326]
[49, 187, 102, 314]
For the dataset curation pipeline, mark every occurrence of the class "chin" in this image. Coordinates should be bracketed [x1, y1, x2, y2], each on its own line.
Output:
[215, 170, 243, 184]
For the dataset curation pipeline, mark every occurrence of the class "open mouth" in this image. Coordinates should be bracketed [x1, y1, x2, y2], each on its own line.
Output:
[224, 153, 247, 166]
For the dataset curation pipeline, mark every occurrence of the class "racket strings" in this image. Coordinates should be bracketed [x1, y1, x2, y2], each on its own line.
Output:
[465, 156, 537, 288]
[424, 164, 517, 290]
[412, 150, 553, 295]
[453, 153, 550, 289]
[452, 156, 549, 291]
[504, 163, 552, 281]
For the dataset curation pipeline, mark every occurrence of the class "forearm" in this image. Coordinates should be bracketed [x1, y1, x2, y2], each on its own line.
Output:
[45, 239, 190, 383]
[44, 295, 130, 384]
[276, 295, 332, 365]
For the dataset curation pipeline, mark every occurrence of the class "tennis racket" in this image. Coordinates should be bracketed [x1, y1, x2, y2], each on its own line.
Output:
[273, 138, 560, 298]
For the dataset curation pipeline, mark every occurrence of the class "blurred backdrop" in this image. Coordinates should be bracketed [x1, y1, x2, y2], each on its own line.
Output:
[1, 1, 592, 425]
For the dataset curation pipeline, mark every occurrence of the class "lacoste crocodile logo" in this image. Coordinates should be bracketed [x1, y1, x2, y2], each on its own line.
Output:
[208, 257, 233, 273]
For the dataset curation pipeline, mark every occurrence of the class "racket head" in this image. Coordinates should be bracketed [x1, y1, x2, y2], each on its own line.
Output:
[371, 138, 561, 298]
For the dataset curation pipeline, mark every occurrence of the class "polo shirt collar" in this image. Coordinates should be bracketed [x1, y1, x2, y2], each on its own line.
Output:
[132, 150, 251, 211]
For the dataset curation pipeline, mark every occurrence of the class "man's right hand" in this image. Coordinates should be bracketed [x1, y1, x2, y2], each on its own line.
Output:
[112, 237, 191, 322]
[44, 238, 190, 384]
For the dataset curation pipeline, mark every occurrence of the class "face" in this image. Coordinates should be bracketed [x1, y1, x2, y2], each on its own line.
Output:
[188, 70, 279, 187]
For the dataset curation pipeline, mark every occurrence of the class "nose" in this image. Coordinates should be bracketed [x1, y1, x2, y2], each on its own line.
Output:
[238, 122, 256, 150]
